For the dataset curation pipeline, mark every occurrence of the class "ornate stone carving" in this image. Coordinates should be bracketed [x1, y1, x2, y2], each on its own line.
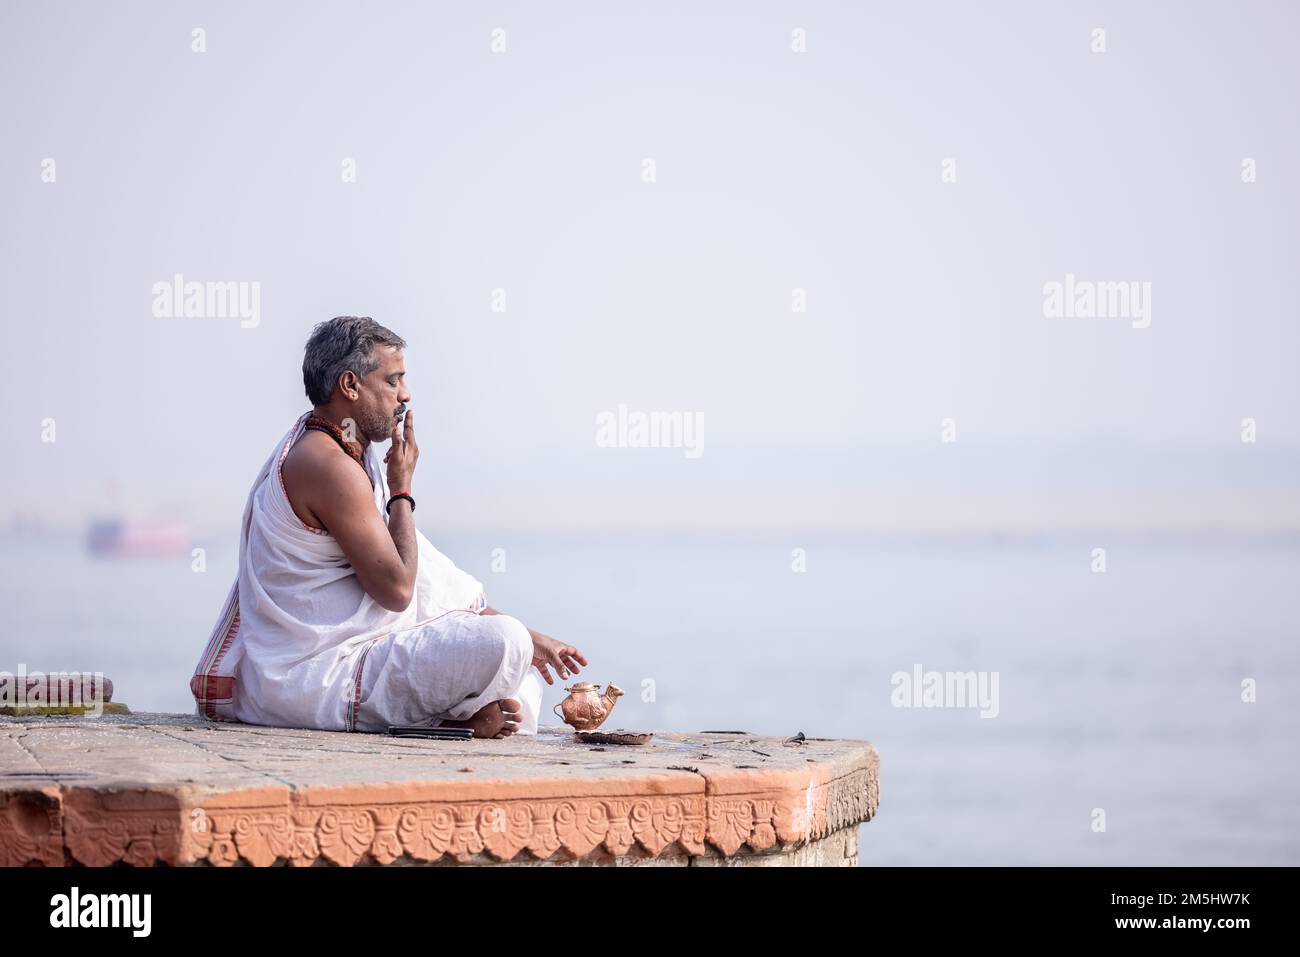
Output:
[0, 791, 64, 866]
[37, 767, 873, 866]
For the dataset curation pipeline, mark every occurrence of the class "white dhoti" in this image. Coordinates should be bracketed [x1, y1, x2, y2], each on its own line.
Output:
[190, 410, 543, 735]
[351, 611, 543, 734]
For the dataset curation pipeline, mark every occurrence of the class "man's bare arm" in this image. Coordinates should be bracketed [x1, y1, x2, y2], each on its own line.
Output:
[304, 451, 417, 612]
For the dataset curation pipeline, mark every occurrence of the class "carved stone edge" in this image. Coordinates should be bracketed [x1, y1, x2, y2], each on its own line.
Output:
[0, 756, 879, 867]
[0, 786, 64, 866]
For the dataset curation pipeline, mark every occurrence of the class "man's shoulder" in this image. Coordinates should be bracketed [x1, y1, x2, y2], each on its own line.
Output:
[282, 431, 359, 482]
[280, 432, 371, 520]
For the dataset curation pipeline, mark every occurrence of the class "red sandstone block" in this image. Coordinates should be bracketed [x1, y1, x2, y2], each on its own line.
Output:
[0, 673, 113, 708]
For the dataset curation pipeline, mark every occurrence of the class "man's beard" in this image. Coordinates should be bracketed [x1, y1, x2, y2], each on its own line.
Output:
[357, 407, 398, 442]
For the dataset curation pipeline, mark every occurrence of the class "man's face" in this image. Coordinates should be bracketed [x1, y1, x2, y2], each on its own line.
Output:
[352, 345, 411, 442]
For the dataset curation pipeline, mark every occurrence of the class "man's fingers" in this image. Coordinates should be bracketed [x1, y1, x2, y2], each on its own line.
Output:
[535, 660, 555, 685]
[403, 408, 414, 442]
[548, 651, 572, 680]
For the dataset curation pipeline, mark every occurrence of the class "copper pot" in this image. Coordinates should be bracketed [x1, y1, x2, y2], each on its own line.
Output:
[552, 682, 624, 731]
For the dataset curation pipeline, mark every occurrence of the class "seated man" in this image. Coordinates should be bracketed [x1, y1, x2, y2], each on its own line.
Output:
[190, 315, 586, 738]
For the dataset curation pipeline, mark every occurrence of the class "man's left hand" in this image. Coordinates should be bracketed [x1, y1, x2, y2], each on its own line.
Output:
[529, 631, 588, 686]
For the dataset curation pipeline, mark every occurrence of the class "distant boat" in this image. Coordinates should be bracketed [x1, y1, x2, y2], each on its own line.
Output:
[87, 519, 190, 558]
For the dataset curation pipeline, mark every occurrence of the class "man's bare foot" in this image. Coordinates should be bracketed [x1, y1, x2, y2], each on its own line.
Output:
[439, 698, 522, 739]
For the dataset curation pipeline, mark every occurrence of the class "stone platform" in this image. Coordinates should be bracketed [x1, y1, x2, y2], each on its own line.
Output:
[0, 713, 879, 866]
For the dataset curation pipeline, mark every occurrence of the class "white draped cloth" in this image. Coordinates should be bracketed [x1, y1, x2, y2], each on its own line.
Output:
[190, 410, 542, 734]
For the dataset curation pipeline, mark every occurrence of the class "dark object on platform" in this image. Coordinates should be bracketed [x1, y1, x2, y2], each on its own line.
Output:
[574, 729, 653, 746]
[386, 725, 474, 740]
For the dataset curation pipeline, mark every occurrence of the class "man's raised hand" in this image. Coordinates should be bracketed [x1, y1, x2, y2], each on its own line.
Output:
[384, 409, 418, 490]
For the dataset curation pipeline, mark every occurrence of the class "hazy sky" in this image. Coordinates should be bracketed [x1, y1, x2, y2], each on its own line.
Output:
[2, 1, 1297, 534]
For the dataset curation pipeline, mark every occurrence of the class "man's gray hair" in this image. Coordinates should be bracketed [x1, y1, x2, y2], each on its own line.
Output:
[302, 316, 407, 406]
